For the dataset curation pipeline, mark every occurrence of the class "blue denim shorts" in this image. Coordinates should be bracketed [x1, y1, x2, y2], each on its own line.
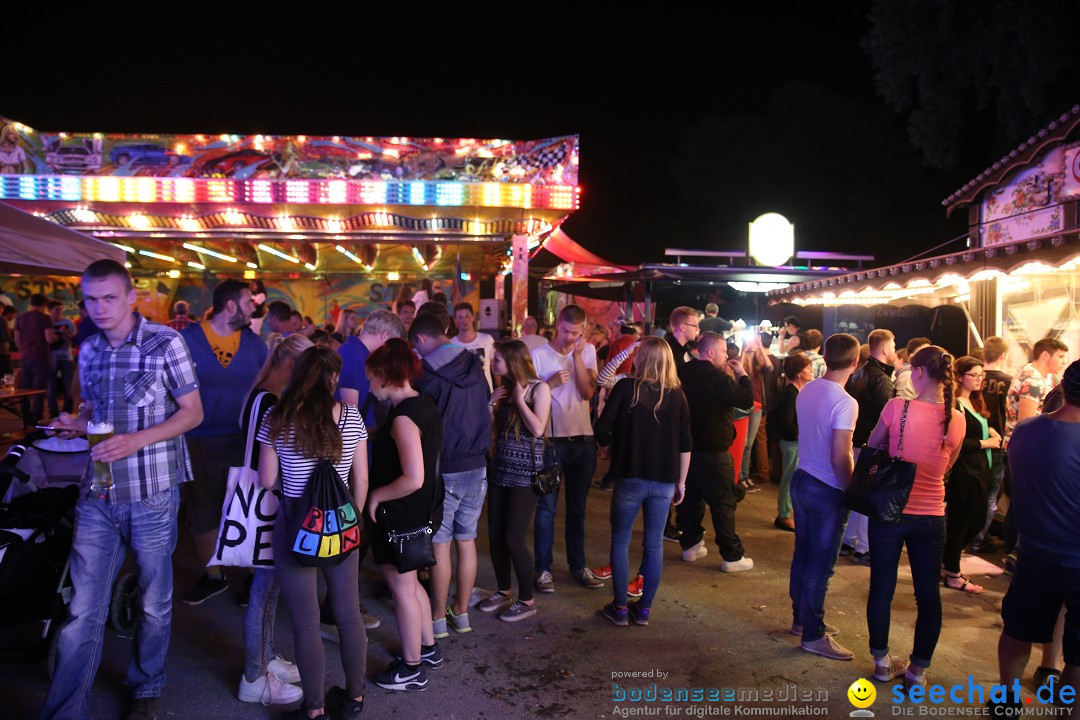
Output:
[434, 468, 488, 542]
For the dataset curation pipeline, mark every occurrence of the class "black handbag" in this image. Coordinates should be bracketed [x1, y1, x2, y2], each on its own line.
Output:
[530, 384, 563, 496]
[380, 510, 436, 573]
[845, 400, 918, 523]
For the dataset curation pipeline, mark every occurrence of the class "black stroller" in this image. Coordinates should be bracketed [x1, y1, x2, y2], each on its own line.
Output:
[0, 431, 139, 672]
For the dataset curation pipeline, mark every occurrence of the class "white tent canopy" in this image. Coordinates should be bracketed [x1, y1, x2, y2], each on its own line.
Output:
[0, 202, 123, 275]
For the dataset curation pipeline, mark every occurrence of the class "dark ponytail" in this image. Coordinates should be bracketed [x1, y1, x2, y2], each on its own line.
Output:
[911, 345, 955, 448]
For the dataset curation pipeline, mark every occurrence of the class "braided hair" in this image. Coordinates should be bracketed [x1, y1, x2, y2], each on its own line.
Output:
[911, 345, 955, 447]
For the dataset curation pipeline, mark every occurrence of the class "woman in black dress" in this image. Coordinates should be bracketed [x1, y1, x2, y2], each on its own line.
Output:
[364, 338, 443, 691]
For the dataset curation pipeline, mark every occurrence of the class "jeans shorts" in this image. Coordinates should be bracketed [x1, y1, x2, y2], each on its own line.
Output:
[1001, 552, 1080, 665]
[433, 467, 487, 543]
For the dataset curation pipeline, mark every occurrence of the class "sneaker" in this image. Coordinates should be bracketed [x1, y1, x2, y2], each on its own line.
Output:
[592, 565, 612, 580]
[682, 540, 708, 562]
[874, 654, 909, 682]
[446, 605, 471, 633]
[627, 575, 644, 599]
[395, 642, 444, 669]
[1003, 553, 1017, 576]
[851, 551, 871, 566]
[592, 476, 615, 491]
[181, 573, 228, 606]
[498, 600, 538, 622]
[903, 669, 926, 690]
[326, 686, 364, 720]
[320, 623, 340, 643]
[790, 622, 839, 636]
[476, 591, 511, 613]
[432, 617, 449, 639]
[362, 612, 381, 630]
[628, 601, 650, 626]
[237, 671, 304, 705]
[967, 540, 996, 554]
[720, 557, 754, 573]
[601, 602, 629, 627]
[268, 654, 301, 684]
[663, 526, 682, 543]
[375, 658, 428, 691]
[800, 635, 854, 661]
[1033, 666, 1062, 689]
[535, 570, 555, 593]
[838, 543, 855, 557]
[126, 697, 160, 720]
[571, 567, 605, 589]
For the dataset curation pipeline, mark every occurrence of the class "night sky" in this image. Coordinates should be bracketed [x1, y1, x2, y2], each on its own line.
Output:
[6, 5, 1078, 270]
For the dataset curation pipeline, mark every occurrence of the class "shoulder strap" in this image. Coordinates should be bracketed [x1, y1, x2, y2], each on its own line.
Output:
[896, 400, 911, 456]
[243, 391, 268, 469]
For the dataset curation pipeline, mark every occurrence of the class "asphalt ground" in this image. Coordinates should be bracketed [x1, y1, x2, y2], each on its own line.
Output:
[2, 461, 1039, 720]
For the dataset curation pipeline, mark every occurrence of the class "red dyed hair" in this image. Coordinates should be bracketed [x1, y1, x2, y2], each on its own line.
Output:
[366, 337, 422, 387]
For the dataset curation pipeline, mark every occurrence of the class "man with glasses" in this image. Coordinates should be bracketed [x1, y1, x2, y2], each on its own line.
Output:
[665, 307, 700, 372]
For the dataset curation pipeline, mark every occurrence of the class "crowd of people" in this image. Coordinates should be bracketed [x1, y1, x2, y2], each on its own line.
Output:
[14, 261, 1077, 719]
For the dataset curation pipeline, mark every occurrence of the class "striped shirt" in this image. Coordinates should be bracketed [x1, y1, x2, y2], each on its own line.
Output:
[78, 312, 198, 503]
[257, 403, 367, 498]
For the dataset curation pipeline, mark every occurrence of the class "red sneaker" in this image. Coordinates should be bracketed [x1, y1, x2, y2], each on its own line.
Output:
[592, 565, 612, 580]
[627, 575, 644, 599]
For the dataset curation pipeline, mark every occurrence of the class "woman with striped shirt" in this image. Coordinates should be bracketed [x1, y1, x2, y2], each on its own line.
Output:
[258, 346, 369, 720]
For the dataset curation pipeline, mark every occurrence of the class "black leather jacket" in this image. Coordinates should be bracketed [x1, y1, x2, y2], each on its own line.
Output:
[846, 356, 895, 447]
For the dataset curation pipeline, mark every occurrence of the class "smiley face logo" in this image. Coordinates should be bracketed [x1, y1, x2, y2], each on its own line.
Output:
[848, 678, 876, 709]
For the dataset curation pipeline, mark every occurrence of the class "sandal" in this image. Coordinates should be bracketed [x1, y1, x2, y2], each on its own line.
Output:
[944, 574, 984, 594]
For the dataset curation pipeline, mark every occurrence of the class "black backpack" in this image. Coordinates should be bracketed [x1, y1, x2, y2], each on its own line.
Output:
[286, 458, 362, 568]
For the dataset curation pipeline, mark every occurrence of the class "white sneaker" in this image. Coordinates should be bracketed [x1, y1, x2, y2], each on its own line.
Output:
[267, 654, 301, 684]
[682, 540, 708, 562]
[237, 672, 303, 705]
[720, 557, 754, 573]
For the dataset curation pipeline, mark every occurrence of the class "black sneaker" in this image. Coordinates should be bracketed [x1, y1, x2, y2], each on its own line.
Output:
[395, 642, 444, 669]
[182, 573, 228, 605]
[851, 552, 871, 566]
[326, 685, 364, 720]
[663, 526, 682, 543]
[126, 697, 160, 720]
[838, 543, 854, 557]
[375, 658, 428, 691]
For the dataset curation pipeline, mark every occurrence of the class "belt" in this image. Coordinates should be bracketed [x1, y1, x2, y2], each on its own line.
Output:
[552, 435, 594, 443]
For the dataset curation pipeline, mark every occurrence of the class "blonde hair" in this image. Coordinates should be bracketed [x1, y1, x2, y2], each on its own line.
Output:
[249, 333, 314, 396]
[629, 336, 680, 419]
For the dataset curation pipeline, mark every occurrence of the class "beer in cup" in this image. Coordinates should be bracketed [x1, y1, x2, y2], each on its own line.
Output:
[87, 420, 115, 492]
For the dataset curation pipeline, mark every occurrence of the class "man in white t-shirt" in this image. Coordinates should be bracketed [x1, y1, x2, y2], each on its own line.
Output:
[519, 316, 548, 351]
[530, 304, 601, 592]
[450, 302, 496, 391]
[789, 332, 860, 662]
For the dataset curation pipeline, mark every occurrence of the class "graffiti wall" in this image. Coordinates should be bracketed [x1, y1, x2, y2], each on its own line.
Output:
[1, 275, 478, 330]
[0, 116, 578, 186]
[979, 144, 1078, 247]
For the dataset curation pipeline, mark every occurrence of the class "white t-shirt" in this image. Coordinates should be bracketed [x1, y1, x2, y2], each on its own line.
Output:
[531, 342, 598, 437]
[795, 377, 858, 490]
[451, 331, 496, 390]
[520, 333, 549, 352]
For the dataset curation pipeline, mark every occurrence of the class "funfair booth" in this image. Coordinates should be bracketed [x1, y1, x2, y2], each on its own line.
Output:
[768, 105, 1080, 368]
[0, 115, 579, 330]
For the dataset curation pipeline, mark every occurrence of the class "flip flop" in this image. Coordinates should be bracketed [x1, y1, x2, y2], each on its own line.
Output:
[944, 574, 984, 594]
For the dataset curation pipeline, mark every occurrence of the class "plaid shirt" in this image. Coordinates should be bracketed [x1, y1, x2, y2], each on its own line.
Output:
[79, 312, 198, 503]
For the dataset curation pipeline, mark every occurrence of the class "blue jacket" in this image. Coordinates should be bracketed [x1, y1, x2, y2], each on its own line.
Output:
[415, 346, 492, 473]
[181, 323, 267, 437]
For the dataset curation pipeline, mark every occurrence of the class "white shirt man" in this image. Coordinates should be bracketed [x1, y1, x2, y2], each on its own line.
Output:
[450, 302, 495, 390]
[520, 316, 548, 351]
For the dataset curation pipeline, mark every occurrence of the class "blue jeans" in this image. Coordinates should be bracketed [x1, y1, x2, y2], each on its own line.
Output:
[609, 477, 674, 608]
[778, 440, 798, 519]
[243, 568, 280, 681]
[534, 437, 597, 574]
[42, 487, 180, 720]
[973, 449, 1005, 544]
[740, 408, 762, 482]
[789, 469, 848, 642]
[867, 514, 946, 669]
[47, 357, 75, 417]
[844, 512, 869, 554]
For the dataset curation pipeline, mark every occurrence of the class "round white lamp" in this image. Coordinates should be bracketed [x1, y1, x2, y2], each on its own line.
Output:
[748, 212, 795, 267]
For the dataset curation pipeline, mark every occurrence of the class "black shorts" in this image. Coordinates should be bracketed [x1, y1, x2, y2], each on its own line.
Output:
[1000, 552, 1080, 665]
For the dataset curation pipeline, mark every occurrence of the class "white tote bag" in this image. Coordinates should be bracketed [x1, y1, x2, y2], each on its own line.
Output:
[208, 392, 280, 568]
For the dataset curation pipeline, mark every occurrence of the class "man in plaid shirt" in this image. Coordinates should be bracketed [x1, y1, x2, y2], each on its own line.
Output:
[42, 260, 204, 720]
